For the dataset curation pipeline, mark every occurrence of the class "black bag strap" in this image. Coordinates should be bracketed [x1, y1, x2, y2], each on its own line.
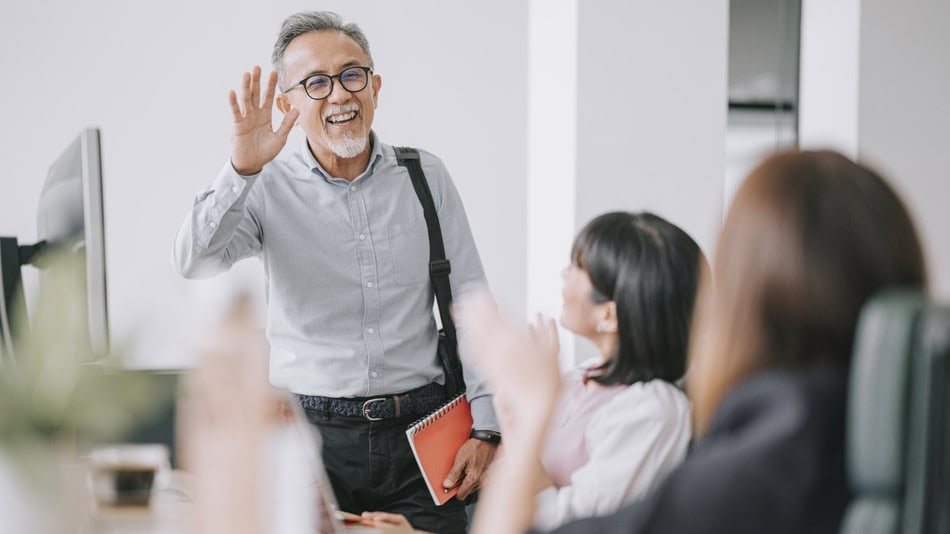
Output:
[393, 146, 465, 396]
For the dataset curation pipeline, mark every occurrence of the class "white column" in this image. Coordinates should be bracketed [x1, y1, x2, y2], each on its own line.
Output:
[798, 0, 862, 157]
[573, 0, 729, 364]
[527, 0, 579, 369]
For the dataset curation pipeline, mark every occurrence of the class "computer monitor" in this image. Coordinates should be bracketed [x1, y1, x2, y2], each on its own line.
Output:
[0, 127, 109, 362]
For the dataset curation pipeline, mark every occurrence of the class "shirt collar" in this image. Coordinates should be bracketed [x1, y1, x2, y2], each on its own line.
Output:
[300, 130, 383, 183]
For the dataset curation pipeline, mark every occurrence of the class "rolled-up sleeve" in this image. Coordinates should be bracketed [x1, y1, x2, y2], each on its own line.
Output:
[173, 162, 264, 279]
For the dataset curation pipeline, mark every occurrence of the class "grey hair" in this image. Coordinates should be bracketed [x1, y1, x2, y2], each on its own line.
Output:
[272, 11, 374, 90]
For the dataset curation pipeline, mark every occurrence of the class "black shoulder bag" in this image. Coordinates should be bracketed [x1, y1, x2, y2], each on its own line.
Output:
[393, 147, 465, 398]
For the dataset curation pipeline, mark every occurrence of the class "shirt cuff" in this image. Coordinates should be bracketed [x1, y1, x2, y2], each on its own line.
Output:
[218, 161, 259, 192]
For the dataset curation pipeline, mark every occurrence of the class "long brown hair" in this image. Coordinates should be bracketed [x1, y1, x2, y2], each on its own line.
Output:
[689, 150, 927, 432]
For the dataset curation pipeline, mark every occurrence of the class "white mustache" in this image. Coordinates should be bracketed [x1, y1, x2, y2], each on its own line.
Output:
[322, 103, 360, 121]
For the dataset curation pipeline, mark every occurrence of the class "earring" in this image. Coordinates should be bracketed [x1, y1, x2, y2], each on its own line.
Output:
[595, 322, 605, 333]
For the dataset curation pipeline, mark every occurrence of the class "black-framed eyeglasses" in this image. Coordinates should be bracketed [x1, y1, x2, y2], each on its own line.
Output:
[285, 66, 373, 100]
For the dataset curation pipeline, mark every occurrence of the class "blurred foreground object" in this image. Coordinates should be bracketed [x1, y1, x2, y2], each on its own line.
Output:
[0, 251, 174, 532]
[181, 293, 339, 534]
[88, 443, 171, 507]
[178, 294, 273, 534]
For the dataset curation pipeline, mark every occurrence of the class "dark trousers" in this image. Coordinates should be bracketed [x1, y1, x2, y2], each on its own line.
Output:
[304, 410, 469, 534]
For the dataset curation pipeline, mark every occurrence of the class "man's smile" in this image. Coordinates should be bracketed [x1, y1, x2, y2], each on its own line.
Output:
[326, 110, 358, 124]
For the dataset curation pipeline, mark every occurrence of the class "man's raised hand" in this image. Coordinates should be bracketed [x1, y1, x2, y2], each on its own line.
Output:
[228, 66, 299, 176]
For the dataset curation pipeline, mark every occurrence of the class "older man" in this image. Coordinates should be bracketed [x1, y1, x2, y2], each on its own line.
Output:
[173, 11, 498, 533]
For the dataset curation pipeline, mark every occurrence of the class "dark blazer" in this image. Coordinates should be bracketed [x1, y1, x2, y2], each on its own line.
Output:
[535, 367, 850, 534]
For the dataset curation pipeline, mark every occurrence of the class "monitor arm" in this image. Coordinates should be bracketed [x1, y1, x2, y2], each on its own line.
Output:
[1, 236, 47, 362]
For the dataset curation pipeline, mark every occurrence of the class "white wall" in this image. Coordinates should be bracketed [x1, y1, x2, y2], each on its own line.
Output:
[857, 0, 950, 299]
[799, 0, 861, 158]
[570, 0, 729, 362]
[527, 0, 579, 368]
[800, 0, 950, 299]
[575, 2, 727, 253]
[0, 0, 528, 368]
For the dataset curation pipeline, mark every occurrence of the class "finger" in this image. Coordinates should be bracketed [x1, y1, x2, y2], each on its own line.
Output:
[455, 472, 478, 500]
[275, 107, 299, 139]
[545, 318, 560, 350]
[360, 512, 381, 526]
[228, 90, 243, 122]
[250, 66, 262, 109]
[443, 454, 468, 489]
[262, 70, 279, 110]
[528, 313, 545, 340]
[371, 517, 403, 527]
[240, 71, 253, 115]
[362, 512, 409, 527]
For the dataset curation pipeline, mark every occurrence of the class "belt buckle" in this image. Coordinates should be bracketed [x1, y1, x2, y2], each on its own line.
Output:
[361, 398, 386, 421]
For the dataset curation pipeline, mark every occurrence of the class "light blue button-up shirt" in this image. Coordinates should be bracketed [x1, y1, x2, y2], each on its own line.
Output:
[174, 132, 497, 430]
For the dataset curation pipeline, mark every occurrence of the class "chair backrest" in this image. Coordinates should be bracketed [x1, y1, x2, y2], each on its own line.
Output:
[909, 304, 950, 533]
[841, 291, 950, 534]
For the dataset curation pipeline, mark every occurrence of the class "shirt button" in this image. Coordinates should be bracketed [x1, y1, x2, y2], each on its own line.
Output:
[371, 371, 378, 378]
[368, 328, 375, 334]
[209, 221, 217, 228]
[359, 234, 366, 241]
[231, 185, 240, 193]
[366, 281, 374, 288]
[350, 186, 358, 192]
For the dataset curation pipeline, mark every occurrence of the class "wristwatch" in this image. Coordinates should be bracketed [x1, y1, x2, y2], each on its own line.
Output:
[470, 429, 502, 445]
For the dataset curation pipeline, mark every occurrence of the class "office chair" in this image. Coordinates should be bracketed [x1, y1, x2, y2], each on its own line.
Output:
[840, 291, 950, 534]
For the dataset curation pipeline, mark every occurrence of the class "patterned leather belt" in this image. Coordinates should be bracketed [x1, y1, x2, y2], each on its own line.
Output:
[296, 382, 447, 421]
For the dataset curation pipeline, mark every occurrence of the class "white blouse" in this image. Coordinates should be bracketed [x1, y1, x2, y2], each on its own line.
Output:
[533, 364, 692, 530]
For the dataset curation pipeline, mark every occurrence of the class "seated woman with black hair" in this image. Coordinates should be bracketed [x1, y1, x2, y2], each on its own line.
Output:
[528, 211, 702, 529]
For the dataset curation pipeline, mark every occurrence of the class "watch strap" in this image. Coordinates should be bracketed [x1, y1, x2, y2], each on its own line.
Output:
[470, 429, 502, 445]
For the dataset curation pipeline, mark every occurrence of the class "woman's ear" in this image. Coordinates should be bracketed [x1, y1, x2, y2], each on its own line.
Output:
[597, 301, 618, 334]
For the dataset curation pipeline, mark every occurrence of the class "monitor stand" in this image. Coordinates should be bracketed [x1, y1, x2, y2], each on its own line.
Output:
[0, 236, 46, 363]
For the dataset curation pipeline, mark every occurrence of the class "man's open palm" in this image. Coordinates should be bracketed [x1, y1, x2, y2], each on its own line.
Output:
[229, 66, 299, 175]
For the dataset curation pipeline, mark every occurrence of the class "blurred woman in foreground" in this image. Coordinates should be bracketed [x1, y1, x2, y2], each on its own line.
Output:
[463, 150, 927, 534]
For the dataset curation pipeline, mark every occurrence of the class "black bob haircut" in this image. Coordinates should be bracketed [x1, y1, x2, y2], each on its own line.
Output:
[570, 212, 706, 386]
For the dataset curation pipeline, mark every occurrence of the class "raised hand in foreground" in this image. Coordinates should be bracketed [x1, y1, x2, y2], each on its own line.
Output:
[454, 289, 562, 534]
[178, 296, 277, 534]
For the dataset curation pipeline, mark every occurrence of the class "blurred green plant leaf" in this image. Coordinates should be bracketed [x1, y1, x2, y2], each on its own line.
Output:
[0, 250, 174, 481]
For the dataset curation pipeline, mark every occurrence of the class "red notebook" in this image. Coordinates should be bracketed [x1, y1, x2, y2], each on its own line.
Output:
[405, 392, 472, 505]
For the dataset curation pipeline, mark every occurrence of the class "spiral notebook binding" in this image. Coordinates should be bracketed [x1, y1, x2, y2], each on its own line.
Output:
[407, 390, 468, 433]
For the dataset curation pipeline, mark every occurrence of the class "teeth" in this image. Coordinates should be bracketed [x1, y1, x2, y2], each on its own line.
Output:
[327, 111, 357, 124]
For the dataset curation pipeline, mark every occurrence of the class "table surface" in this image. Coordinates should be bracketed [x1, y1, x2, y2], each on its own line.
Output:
[79, 470, 418, 534]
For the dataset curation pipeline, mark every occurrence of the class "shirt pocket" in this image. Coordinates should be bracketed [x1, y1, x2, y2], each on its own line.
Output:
[387, 221, 430, 286]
